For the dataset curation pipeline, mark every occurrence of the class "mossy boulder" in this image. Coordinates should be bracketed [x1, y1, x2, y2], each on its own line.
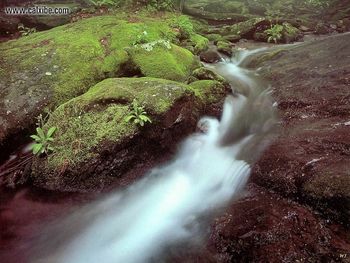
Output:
[205, 18, 270, 42]
[30, 77, 194, 191]
[31, 77, 228, 191]
[217, 40, 233, 56]
[190, 67, 229, 87]
[190, 34, 209, 54]
[189, 80, 229, 106]
[126, 41, 200, 82]
[0, 14, 200, 159]
[205, 33, 224, 43]
[184, 0, 349, 28]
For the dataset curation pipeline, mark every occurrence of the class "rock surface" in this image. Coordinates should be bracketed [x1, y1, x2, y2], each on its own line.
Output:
[0, 14, 199, 161]
[249, 33, 350, 226]
[30, 77, 227, 192]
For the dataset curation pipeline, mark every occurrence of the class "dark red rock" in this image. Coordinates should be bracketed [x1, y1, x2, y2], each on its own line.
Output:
[199, 50, 222, 63]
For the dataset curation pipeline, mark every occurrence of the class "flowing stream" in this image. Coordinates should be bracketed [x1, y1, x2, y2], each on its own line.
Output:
[31, 47, 277, 263]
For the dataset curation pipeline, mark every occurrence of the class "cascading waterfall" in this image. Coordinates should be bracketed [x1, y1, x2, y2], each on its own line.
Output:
[31, 47, 277, 263]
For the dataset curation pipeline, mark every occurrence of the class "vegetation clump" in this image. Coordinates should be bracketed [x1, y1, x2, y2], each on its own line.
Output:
[265, 24, 284, 43]
[18, 23, 36, 36]
[147, 0, 174, 11]
[125, 99, 152, 127]
[30, 113, 57, 155]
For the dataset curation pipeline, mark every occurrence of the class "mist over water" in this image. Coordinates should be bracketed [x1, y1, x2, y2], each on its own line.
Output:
[31, 48, 277, 263]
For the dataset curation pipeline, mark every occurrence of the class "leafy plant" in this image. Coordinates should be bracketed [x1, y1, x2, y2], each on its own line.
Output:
[125, 99, 152, 127]
[265, 24, 284, 43]
[132, 29, 150, 45]
[30, 126, 57, 155]
[147, 0, 174, 11]
[172, 15, 194, 39]
[89, 0, 121, 7]
[307, 0, 329, 7]
[18, 23, 36, 36]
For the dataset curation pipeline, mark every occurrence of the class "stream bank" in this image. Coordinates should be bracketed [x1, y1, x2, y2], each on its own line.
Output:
[1, 2, 350, 262]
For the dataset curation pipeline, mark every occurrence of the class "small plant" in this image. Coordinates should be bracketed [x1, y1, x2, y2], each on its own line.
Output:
[125, 99, 152, 127]
[172, 15, 194, 39]
[18, 23, 36, 36]
[307, 0, 329, 7]
[265, 24, 284, 43]
[147, 0, 174, 11]
[89, 0, 120, 7]
[30, 126, 57, 155]
[133, 30, 150, 46]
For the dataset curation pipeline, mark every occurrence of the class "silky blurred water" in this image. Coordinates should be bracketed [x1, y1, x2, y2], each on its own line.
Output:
[31, 48, 277, 263]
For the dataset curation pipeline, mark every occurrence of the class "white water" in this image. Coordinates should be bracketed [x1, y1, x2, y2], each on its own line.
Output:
[32, 48, 276, 263]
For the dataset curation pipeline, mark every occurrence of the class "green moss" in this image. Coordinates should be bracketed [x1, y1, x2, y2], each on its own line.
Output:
[42, 77, 192, 170]
[190, 34, 209, 54]
[128, 43, 199, 82]
[0, 14, 184, 107]
[189, 80, 226, 105]
[206, 33, 224, 42]
[191, 67, 227, 84]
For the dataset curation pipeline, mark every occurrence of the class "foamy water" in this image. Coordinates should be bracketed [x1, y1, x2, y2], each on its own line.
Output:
[32, 48, 276, 263]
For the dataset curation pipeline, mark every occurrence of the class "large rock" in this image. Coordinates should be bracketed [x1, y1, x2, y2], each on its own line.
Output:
[0, 14, 200, 160]
[30, 77, 227, 191]
[248, 33, 350, 225]
[184, 0, 350, 28]
[127, 41, 199, 82]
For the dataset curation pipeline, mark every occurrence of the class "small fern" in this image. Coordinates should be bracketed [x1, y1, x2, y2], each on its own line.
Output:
[265, 24, 284, 43]
[125, 99, 152, 127]
[18, 23, 36, 36]
[30, 127, 57, 155]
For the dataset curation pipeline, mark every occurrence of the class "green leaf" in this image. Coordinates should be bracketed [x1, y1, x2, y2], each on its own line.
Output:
[125, 115, 135, 122]
[140, 120, 145, 126]
[46, 137, 54, 142]
[139, 115, 152, 123]
[32, 143, 43, 155]
[47, 126, 57, 137]
[40, 147, 46, 154]
[30, 135, 41, 142]
[36, 127, 45, 140]
[47, 146, 55, 152]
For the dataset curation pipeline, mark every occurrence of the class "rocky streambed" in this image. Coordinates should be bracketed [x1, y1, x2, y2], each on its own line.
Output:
[1, 1, 350, 262]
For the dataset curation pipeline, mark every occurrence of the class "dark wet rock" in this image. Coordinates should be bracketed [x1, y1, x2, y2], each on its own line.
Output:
[248, 33, 350, 226]
[0, 0, 87, 38]
[171, 184, 350, 262]
[299, 25, 311, 32]
[315, 22, 332, 34]
[216, 40, 233, 56]
[207, 184, 350, 262]
[199, 50, 222, 63]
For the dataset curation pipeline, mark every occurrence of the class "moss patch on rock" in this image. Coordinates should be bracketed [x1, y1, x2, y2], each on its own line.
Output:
[40, 77, 191, 168]
[189, 80, 228, 105]
[30, 75, 228, 191]
[0, 13, 208, 155]
[127, 42, 200, 82]
[31, 77, 195, 190]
